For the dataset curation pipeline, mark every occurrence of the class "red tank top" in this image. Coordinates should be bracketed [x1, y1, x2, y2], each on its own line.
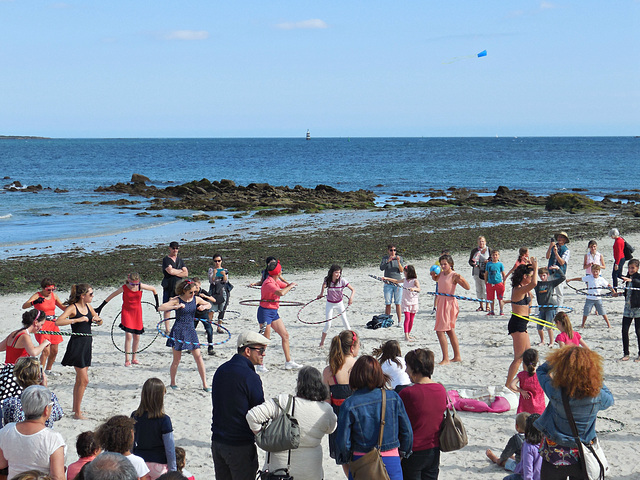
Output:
[34, 292, 57, 317]
[5, 331, 29, 364]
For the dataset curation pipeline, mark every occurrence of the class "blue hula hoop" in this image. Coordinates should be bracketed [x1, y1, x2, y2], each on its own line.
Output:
[424, 291, 491, 303]
[156, 318, 231, 347]
[532, 304, 574, 313]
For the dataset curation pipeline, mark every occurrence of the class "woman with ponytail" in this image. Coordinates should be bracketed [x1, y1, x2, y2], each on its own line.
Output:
[56, 283, 103, 419]
[0, 310, 50, 401]
[322, 330, 359, 477]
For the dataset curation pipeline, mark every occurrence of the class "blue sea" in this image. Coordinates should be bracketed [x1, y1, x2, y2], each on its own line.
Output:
[1, 137, 638, 258]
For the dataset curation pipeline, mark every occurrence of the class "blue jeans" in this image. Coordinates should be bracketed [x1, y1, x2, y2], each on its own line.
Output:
[613, 258, 625, 289]
[401, 447, 440, 480]
[384, 283, 402, 305]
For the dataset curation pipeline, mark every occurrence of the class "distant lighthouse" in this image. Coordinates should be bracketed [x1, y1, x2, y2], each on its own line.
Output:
[306, 129, 311, 140]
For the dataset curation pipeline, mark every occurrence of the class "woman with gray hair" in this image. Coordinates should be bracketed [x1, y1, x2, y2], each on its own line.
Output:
[246, 366, 337, 480]
[610, 228, 626, 289]
[1, 357, 64, 428]
[0, 385, 66, 480]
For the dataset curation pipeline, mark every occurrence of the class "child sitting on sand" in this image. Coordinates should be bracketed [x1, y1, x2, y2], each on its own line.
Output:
[95, 415, 151, 479]
[486, 412, 529, 472]
[534, 266, 565, 346]
[554, 312, 589, 349]
[567, 265, 612, 328]
[175, 447, 195, 480]
[508, 414, 543, 480]
[372, 340, 410, 392]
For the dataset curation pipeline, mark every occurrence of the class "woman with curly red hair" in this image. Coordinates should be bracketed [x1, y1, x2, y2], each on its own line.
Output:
[534, 346, 613, 479]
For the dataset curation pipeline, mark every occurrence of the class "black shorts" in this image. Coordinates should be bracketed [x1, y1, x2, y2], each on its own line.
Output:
[508, 314, 528, 334]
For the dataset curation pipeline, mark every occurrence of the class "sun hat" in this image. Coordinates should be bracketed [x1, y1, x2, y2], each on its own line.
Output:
[237, 331, 270, 349]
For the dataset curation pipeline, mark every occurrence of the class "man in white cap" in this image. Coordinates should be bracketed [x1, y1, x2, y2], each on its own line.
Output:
[210, 331, 269, 480]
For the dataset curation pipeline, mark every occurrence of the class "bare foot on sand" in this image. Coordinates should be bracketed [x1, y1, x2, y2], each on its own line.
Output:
[74, 412, 87, 420]
[451, 357, 462, 363]
[439, 359, 451, 365]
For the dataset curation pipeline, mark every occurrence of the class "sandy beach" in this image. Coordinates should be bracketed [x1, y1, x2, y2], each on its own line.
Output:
[1, 231, 639, 479]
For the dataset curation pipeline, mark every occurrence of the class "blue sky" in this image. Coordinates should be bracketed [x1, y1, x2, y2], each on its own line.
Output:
[1, 1, 638, 137]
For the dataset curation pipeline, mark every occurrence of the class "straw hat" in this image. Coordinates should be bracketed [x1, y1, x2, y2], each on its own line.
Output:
[554, 231, 570, 244]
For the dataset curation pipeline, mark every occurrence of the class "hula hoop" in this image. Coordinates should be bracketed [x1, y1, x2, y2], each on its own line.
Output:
[296, 294, 351, 325]
[532, 304, 574, 313]
[566, 281, 616, 297]
[156, 318, 231, 347]
[596, 415, 625, 435]
[110, 301, 162, 355]
[369, 274, 413, 291]
[38, 330, 94, 337]
[512, 312, 559, 330]
[238, 299, 305, 307]
[247, 285, 261, 290]
[424, 291, 491, 303]
[370, 272, 490, 303]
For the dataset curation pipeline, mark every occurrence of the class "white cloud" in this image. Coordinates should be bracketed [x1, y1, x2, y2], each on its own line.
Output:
[165, 30, 209, 41]
[540, 1, 557, 9]
[50, 2, 71, 8]
[275, 19, 328, 30]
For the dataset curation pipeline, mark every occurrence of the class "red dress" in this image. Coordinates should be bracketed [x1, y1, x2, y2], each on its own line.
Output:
[516, 370, 546, 415]
[33, 293, 63, 345]
[120, 285, 144, 334]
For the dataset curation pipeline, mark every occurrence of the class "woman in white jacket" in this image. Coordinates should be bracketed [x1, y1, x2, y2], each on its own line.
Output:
[247, 366, 337, 480]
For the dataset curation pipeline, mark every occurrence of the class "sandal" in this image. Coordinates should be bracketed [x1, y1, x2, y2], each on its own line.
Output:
[476, 306, 484, 312]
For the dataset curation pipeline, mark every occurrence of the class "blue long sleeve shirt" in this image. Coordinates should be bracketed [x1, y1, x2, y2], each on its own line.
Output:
[211, 354, 265, 446]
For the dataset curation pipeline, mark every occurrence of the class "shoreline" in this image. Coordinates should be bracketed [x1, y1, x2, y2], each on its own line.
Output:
[1, 204, 639, 294]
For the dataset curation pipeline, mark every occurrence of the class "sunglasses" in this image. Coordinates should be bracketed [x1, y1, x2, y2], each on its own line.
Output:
[86, 291, 94, 296]
[214, 260, 222, 263]
[44, 287, 56, 292]
[248, 346, 266, 355]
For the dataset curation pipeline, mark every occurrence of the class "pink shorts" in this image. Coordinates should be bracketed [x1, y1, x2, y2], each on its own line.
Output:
[486, 282, 505, 300]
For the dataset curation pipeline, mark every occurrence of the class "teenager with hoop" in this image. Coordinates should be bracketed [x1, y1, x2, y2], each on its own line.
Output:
[56, 283, 103, 419]
[257, 259, 302, 372]
[22, 278, 66, 376]
[158, 279, 211, 391]
[317, 265, 355, 347]
[96, 273, 159, 367]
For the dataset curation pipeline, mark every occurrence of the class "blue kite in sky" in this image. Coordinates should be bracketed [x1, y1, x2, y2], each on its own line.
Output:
[443, 50, 487, 64]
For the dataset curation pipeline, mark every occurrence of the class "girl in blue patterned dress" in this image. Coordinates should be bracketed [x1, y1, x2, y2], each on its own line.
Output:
[158, 279, 211, 391]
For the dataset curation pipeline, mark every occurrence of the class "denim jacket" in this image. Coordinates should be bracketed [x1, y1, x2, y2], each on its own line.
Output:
[534, 362, 614, 448]
[335, 387, 413, 464]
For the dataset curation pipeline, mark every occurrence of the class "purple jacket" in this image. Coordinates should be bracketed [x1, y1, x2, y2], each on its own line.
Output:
[514, 441, 542, 480]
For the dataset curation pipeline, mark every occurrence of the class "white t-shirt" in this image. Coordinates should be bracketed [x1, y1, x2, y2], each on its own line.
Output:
[381, 357, 411, 389]
[582, 275, 610, 300]
[0, 422, 66, 479]
[126, 452, 151, 478]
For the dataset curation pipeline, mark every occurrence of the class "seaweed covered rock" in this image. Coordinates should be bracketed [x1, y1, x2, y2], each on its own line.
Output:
[545, 193, 601, 213]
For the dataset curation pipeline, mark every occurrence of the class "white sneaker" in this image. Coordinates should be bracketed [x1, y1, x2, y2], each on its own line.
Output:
[255, 364, 268, 373]
[284, 360, 302, 370]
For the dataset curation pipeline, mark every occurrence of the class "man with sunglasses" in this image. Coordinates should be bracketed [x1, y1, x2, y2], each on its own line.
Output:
[380, 244, 404, 328]
[211, 331, 269, 480]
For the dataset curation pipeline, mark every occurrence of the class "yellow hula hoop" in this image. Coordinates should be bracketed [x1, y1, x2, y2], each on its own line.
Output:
[511, 312, 559, 330]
